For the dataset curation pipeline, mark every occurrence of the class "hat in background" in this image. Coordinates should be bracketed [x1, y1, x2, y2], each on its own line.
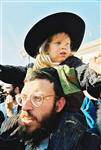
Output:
[24, 12, 85, 57]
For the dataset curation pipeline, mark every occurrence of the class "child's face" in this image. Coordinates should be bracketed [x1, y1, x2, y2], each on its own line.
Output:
[48, 32, 71, 63]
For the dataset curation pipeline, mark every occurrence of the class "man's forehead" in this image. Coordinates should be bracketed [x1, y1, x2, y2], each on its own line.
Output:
[22, 79, 54, 94]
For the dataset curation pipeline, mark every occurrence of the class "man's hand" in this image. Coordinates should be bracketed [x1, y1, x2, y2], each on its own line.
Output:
[5, 95, 14, 117]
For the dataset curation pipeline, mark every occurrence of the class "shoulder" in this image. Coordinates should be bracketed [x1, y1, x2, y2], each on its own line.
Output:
[0, 115, 19, 136]
[61, 55, 84, 68]
[48, 112, 86, 149]
[78, 132, 101, 150]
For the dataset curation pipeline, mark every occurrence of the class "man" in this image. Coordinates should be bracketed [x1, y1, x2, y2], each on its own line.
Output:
[97, 103, 101, 136]
[0, 83, 22, 119]
[0, 83, 17, 119]
[0, 66, 101, 150]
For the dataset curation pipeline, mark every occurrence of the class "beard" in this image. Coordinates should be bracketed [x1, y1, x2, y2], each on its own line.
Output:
[96, 104, 101, 136]
[18, 104, 61, 146]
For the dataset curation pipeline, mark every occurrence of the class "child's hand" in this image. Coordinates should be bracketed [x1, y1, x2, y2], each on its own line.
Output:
[89, 51, 101, 74]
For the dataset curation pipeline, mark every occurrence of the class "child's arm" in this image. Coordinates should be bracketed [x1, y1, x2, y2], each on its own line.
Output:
[75, 64, 101, 99]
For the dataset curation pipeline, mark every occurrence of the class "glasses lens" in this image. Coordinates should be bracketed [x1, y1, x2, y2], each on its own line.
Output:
[16, 94, 55, 108]
[31, 96, 43, 107]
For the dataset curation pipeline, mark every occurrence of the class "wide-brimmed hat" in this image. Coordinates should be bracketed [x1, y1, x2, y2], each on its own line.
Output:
[24, 12, 85, 57]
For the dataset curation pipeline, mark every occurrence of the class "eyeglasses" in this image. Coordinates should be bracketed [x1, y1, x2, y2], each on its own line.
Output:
[16, 94, 55, 108]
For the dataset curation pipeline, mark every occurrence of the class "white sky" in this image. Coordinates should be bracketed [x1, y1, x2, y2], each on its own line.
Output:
[0, 0, 101, 66]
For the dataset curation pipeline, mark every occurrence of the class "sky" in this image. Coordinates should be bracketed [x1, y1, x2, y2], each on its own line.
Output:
[0, 0, 101, 66]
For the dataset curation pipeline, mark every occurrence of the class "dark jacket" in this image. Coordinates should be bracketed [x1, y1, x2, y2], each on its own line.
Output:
[0, 56, 101, 98]
[0, 111, 101, 150]
[48, 111, 101, 150]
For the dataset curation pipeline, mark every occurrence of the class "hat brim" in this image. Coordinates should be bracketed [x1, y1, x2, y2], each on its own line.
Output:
[24, 12, 85, 57]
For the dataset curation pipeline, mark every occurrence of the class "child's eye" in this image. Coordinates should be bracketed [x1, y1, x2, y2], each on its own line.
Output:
[66, 43, 70, 47]
[56, 42, 61, 45]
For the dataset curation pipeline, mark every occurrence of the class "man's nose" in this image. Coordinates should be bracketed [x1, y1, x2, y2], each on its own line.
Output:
[22, 98, 33, 111]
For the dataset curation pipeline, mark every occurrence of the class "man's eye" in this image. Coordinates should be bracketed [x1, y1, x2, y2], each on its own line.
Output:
[33, 96, 41, 102]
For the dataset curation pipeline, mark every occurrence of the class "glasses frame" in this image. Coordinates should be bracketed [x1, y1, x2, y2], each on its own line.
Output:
[16, 94, 56, 108]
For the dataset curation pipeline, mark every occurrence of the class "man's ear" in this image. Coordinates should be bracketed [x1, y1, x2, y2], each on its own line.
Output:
[55, 97, 66, 112]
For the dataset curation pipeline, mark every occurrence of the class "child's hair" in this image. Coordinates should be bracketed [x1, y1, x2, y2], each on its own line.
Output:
[33, 38, 53, 71]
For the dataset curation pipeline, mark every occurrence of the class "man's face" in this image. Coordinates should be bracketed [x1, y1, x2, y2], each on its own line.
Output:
[2, 83, 13, 94]
[19, 79, 58, 133]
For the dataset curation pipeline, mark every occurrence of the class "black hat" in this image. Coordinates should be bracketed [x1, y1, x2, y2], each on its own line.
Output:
[24, 12, 85, 57]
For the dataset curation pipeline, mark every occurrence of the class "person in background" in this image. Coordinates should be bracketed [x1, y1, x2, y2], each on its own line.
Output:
[0, 66, 101, 150]
[0, 111, 4, 127]
[0, 83, 22, 119]
[95, 55, 101, 136]
[0, 84, 5, 103]
[97, 99, 101, 136]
